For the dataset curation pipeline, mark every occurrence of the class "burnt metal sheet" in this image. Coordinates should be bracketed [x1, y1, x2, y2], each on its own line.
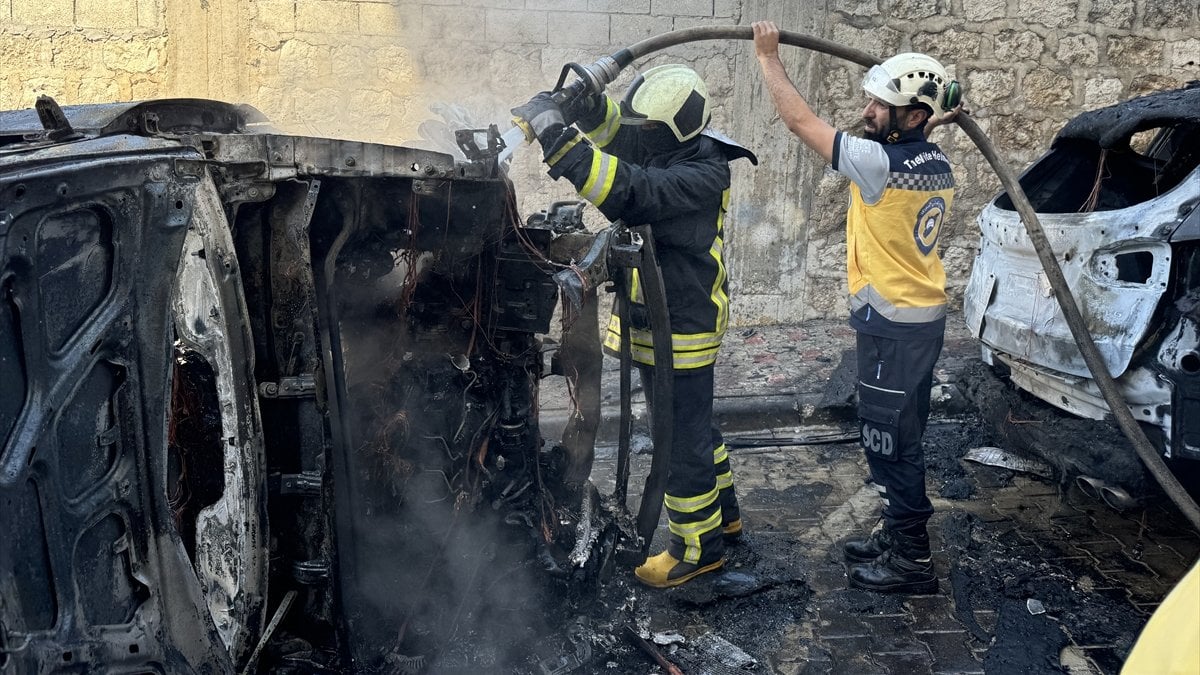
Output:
[0, 137, 235, 672]
[966, 200, 1178, 379]
[1056, 81, 1200, 149]
[0, 99, 272, 139]
[171, 177, 269, 659]
[966, 82, 1200, 464]
[1, 96, 615, 673]
[984, 347, 1171, 426]
[309, 173, 565, 671]
[966, 84, 1200, 379]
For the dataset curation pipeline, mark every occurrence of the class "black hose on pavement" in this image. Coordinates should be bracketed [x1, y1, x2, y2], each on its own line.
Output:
[579, 26, 1200, 532]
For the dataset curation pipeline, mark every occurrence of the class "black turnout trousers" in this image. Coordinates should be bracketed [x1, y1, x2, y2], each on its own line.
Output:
[638, 364, 739, 565]
[855, 331, 945, 535]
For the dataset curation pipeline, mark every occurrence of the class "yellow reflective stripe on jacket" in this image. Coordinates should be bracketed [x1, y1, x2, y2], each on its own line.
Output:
[546, 133, 583, 167]
[645, 328, 722, 350]
[603, 315, 724, 369]
[623, 344, 719, 368]
[716, 469, 734, 490]
[580, 151, 618, 206]
[600, 334, 719, 369]
[581, 98, 621, 148]
[602, 336, 715, 368]
[665, 487, 719, 514]
[713, 443, 729, 465]
[601, 187, 730, 370]
[849, 285, 947, 322]
[710, 190, 731, 335]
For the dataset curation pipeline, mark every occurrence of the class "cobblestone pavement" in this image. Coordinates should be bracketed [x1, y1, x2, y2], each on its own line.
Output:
[570, 314, 1200, 674]
[593, 434, 1198, 674]
[730, 438, 1196, 674]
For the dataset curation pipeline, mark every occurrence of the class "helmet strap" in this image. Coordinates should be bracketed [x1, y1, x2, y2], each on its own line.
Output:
[885, 105, 902, 144]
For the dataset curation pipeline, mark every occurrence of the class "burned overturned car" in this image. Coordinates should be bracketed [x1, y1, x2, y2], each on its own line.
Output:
[964, 83, 1200, 493]
[0, 97, 660, 673]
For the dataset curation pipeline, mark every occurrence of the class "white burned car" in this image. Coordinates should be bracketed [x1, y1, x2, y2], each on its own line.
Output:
[964, 82, 1200, 476]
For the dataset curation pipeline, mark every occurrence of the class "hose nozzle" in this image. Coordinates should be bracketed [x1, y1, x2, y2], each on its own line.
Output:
[551, 56, 625, 105]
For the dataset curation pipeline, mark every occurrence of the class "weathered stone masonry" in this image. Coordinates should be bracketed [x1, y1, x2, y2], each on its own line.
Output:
[2, 0, 1197, 325]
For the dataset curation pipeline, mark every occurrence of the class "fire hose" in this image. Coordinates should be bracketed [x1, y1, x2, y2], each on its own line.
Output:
[531, 26, 1200, 536]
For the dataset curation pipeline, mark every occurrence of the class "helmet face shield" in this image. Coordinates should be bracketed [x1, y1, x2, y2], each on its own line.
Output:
[618, 73, 650, 125]
[862, 65, 907, 107]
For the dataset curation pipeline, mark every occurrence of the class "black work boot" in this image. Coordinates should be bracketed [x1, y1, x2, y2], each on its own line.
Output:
[847, 529, 937, 594]
[843, 526, 893, 563]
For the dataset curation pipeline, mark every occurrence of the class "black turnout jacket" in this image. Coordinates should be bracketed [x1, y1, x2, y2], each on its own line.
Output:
[540, 96, 755, 369]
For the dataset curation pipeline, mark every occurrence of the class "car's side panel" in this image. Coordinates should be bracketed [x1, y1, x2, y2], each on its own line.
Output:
[0, 138, 234, 673]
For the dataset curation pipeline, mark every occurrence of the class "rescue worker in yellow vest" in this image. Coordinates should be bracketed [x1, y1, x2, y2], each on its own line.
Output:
[512, 65, 757, 587]
[753, 21, 962, 594]
[1121, 560, 1200, 674]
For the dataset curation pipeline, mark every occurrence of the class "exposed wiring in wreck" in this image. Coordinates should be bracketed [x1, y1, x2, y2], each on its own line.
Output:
[1080, 148, 1110, 213]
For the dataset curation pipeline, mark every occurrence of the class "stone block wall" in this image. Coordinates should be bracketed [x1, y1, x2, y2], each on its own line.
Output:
[1, 0, 166, 105]
[2, 0, 1197, 326]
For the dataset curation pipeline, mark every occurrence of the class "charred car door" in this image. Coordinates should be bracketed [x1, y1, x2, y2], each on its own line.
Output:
[0, 103, 270, 673]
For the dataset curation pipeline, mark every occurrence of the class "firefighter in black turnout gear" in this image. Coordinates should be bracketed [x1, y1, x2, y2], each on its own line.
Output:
[753, 21, 963, 594]
[512, 64, 757, 587]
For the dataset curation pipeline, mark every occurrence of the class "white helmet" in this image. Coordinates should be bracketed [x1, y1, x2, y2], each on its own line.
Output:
[862, 52, 960, 117]
[619, 64, 711, 142]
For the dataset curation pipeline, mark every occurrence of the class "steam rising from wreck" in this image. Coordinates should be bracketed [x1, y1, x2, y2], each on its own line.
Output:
[240, 6, 612, 668]
[314, 166, 587, 672]
[249, 2, 524, 151]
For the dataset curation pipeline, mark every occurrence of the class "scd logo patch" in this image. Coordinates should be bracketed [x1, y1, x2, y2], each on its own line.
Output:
[861, 422, 895, 457]
[913, 197, 946, 255]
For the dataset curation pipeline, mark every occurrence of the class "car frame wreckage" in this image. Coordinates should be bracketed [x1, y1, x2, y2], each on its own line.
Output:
[964, 82, 1200, 485]
[0, 96, 675, 673]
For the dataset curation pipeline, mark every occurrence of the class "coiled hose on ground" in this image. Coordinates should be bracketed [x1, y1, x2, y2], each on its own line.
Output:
[582, 26, 1200, 532]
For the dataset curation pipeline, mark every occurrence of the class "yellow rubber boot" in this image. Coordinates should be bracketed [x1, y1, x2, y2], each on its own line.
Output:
[634, 551, 724, 588]
[722, 518, 743, 541]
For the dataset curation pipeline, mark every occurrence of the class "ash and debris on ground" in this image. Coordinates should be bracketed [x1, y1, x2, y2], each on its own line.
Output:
[434, 316, 1199, 674]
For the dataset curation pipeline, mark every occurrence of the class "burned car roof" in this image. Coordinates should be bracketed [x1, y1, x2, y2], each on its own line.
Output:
[0, 98, 274, 141]
[1055, 80, 1200, 150]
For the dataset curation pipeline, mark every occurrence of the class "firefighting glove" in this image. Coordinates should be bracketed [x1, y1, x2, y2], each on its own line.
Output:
[560, 89, 605, 127]
[511, 92, 565, 146]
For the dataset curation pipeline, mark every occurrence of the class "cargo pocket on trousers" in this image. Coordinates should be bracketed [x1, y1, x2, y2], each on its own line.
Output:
[858, 382, 905, 461]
